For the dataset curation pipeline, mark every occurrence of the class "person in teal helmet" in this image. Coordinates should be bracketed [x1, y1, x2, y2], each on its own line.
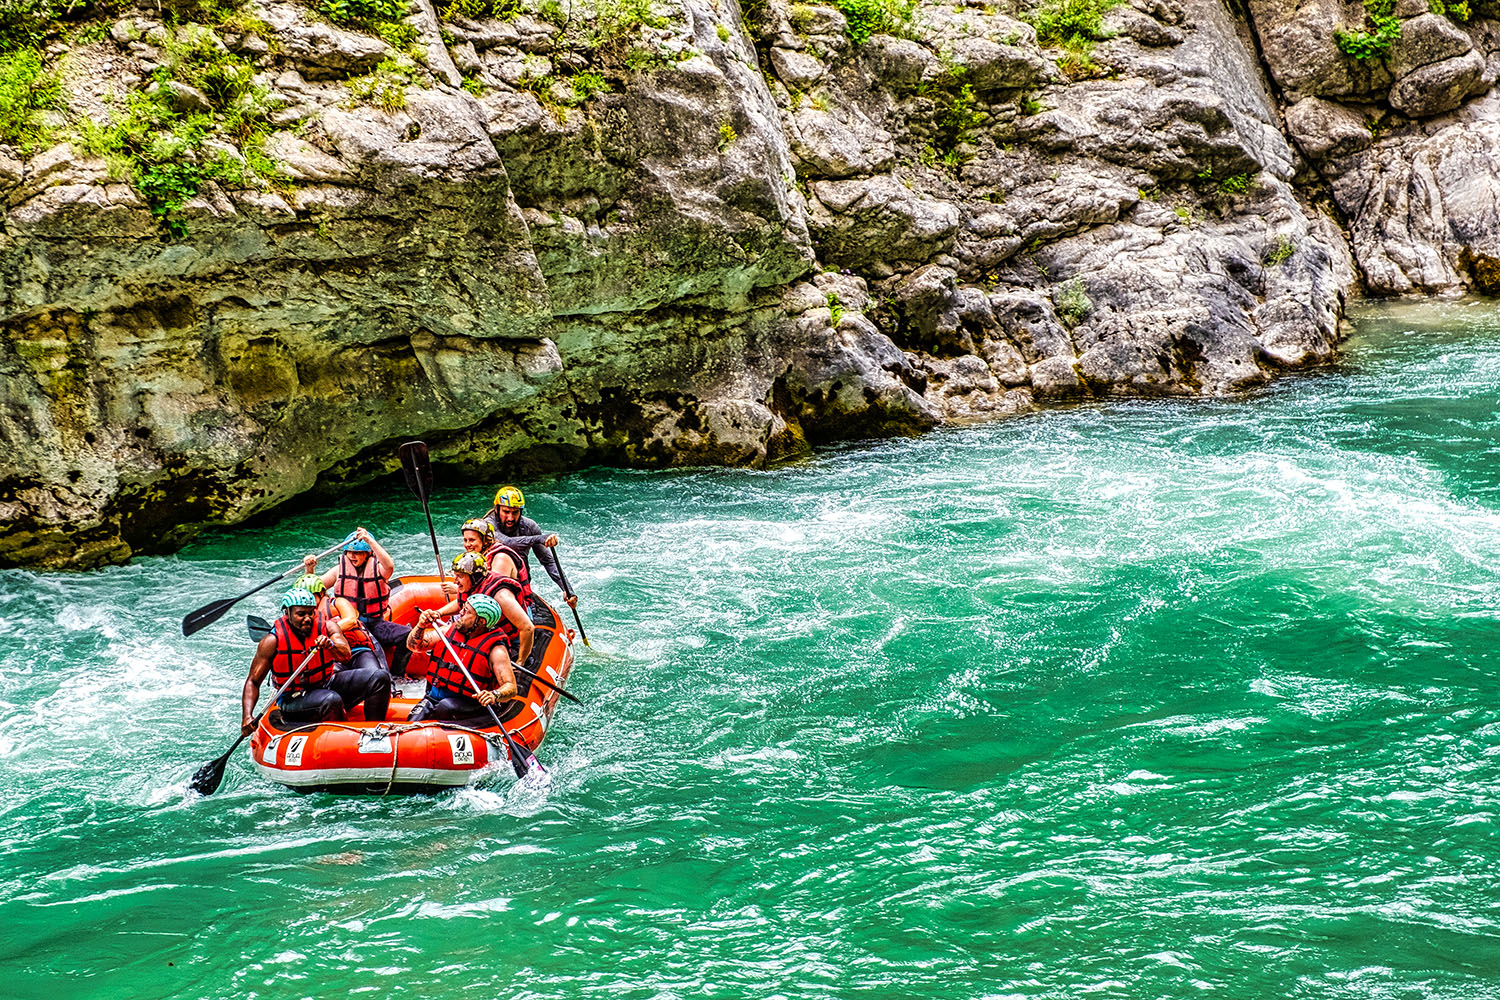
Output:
[405, 594, 530, 723]
[240, 587, 392, 730]
[303, 527, 412, 676]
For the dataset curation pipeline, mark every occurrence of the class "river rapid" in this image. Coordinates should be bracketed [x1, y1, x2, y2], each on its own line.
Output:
[2, 301, 1499, 998]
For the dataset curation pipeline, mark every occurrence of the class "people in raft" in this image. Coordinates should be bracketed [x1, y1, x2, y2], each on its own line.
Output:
[483, 486, 578, 611]
[295, 573, 384, 676]
[241, 588, 393, 733]
[450, 519, 537, 612]
[303, 527, 412, 676]
[405, 593, 534, 722]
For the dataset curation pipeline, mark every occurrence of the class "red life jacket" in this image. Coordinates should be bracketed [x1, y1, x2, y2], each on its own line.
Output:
[335, 552, 390, 618]
[270, 614, 337, 694]
[320, 595, 371, 649]
[473, 573, 523, 604]
[483, 542, 532, 607]
[430, 623, 512, 696]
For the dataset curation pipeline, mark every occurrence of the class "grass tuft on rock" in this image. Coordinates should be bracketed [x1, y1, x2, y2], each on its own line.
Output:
[0, 46, 62, 150]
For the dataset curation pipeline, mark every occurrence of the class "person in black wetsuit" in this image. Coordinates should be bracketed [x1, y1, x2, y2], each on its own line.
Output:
[240, 588, 392, 732]
[482, 486, 578, 611]
[405, 594, 531, 723]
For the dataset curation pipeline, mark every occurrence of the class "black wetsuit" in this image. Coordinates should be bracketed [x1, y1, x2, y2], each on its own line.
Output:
[278, 663, 392, 724]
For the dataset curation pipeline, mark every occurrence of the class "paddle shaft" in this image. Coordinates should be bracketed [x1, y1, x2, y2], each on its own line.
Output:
[431, 615, 578, 703]
[548, 548, 591, 648]
[192, 643, 322, 794]
[431, 625, 534, 777]
[182, 540, 348, 636]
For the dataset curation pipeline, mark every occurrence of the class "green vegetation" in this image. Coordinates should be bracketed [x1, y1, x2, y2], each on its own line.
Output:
[1266, 234, 1295, 266]
[1054, 277, 1091, 328]
[827, 292, 844, 326]
[347, 55, 419, 110]
[565, 69, 611, 103]
[2, 0, 125, 53]
[829, 0, 918, 45]
[1217, 172, 1253, 195]
[716, 23, 731, 42]
[75, 22, 281, 234]
[1174, 204, 1193, 224]
[1023, 0, 1120, 77]
[1018, 93, 1042, 116]
[440, 0, 522, 18]
[1428, 0, 1471, 20]
[718, 120, 737, 151]
[318, 0, 419, 51]
[1335, 0, 1400, 60]
[0, 46, 62, 150]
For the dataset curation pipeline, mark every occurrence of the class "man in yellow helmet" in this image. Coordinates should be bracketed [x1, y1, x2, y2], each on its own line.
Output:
[482, 485, 578, 611]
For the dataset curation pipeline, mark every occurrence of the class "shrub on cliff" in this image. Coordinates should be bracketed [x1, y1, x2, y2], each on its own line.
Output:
[833, 0, 918, 45]
[0, 47, 61, 150]
[1335, 0, 1400, 60]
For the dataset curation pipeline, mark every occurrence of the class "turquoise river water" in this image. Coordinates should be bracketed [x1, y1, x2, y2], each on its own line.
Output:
[2, 301, 1499, 998]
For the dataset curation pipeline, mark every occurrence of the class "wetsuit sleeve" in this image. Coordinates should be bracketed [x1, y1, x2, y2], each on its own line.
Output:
[519, 516, 567, 592]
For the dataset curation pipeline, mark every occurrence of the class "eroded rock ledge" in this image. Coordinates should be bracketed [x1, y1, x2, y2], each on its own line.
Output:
[1, 0, 1496, 567]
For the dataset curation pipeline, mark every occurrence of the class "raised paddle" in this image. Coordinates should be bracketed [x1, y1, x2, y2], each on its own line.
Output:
[182, 540, 349, 637]
[548, 547, 591, 649]
[398, 440, 447, 584]
[189, 643, 323, 795]
[428, 620, 541, 779]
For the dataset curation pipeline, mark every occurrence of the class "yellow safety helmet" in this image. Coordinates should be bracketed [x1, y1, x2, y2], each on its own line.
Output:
[451, 552, 487, 578]
[493, 486, 525, 509]
[460, 517, 494, 541]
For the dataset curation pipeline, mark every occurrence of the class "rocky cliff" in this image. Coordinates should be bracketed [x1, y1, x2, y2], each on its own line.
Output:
[1, 0, 1496, 567]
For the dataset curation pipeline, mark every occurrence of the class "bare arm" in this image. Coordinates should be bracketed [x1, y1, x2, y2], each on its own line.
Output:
[478, 645, 518, 706]
[357, 527, 396, 578]
[499, 590, 534, 670]
[325, 621, 352, 662]
[241, 634, 277, 733]
[406, 611, 440, 651]
[331, 596, 360, 636]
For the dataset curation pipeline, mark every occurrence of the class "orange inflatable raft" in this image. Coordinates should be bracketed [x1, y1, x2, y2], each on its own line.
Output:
[250, 575, 575, 793]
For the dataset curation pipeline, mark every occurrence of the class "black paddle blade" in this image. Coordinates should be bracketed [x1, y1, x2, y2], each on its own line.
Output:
[189, 750, 231, 795]
[398, 440, 433, 502]
[182, 598, 237, 636]
[246, 615, 273, 641]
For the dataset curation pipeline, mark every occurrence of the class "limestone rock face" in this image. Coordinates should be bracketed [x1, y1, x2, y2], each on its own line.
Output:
[0, 0, 1496, 566]
[1246, 0, 1500, 292]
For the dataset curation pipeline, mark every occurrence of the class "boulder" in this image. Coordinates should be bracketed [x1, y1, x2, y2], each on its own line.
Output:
[1389, 50, 1486, 117]
[1284, 96, 1372, 158]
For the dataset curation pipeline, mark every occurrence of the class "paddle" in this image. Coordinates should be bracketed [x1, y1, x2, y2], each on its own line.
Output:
[428, 615, 581, 704]
[189, 643, 323, 795]
[247, 615, 272, 641]
[549, 548, 591, 649]
[182, 540, 349, 637]
[398, 440, 447, 584]
[429, 621, 541, 779]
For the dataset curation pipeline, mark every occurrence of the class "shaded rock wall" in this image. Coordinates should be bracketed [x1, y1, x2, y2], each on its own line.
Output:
[1, 0, 1496, 567]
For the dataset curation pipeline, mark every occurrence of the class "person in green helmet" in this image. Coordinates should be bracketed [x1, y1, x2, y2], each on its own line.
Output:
[295, 574, 387, 678]
[241, 587, 391, 730]
[481, 486, 578, 612]
[405, 594, 528, 723]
